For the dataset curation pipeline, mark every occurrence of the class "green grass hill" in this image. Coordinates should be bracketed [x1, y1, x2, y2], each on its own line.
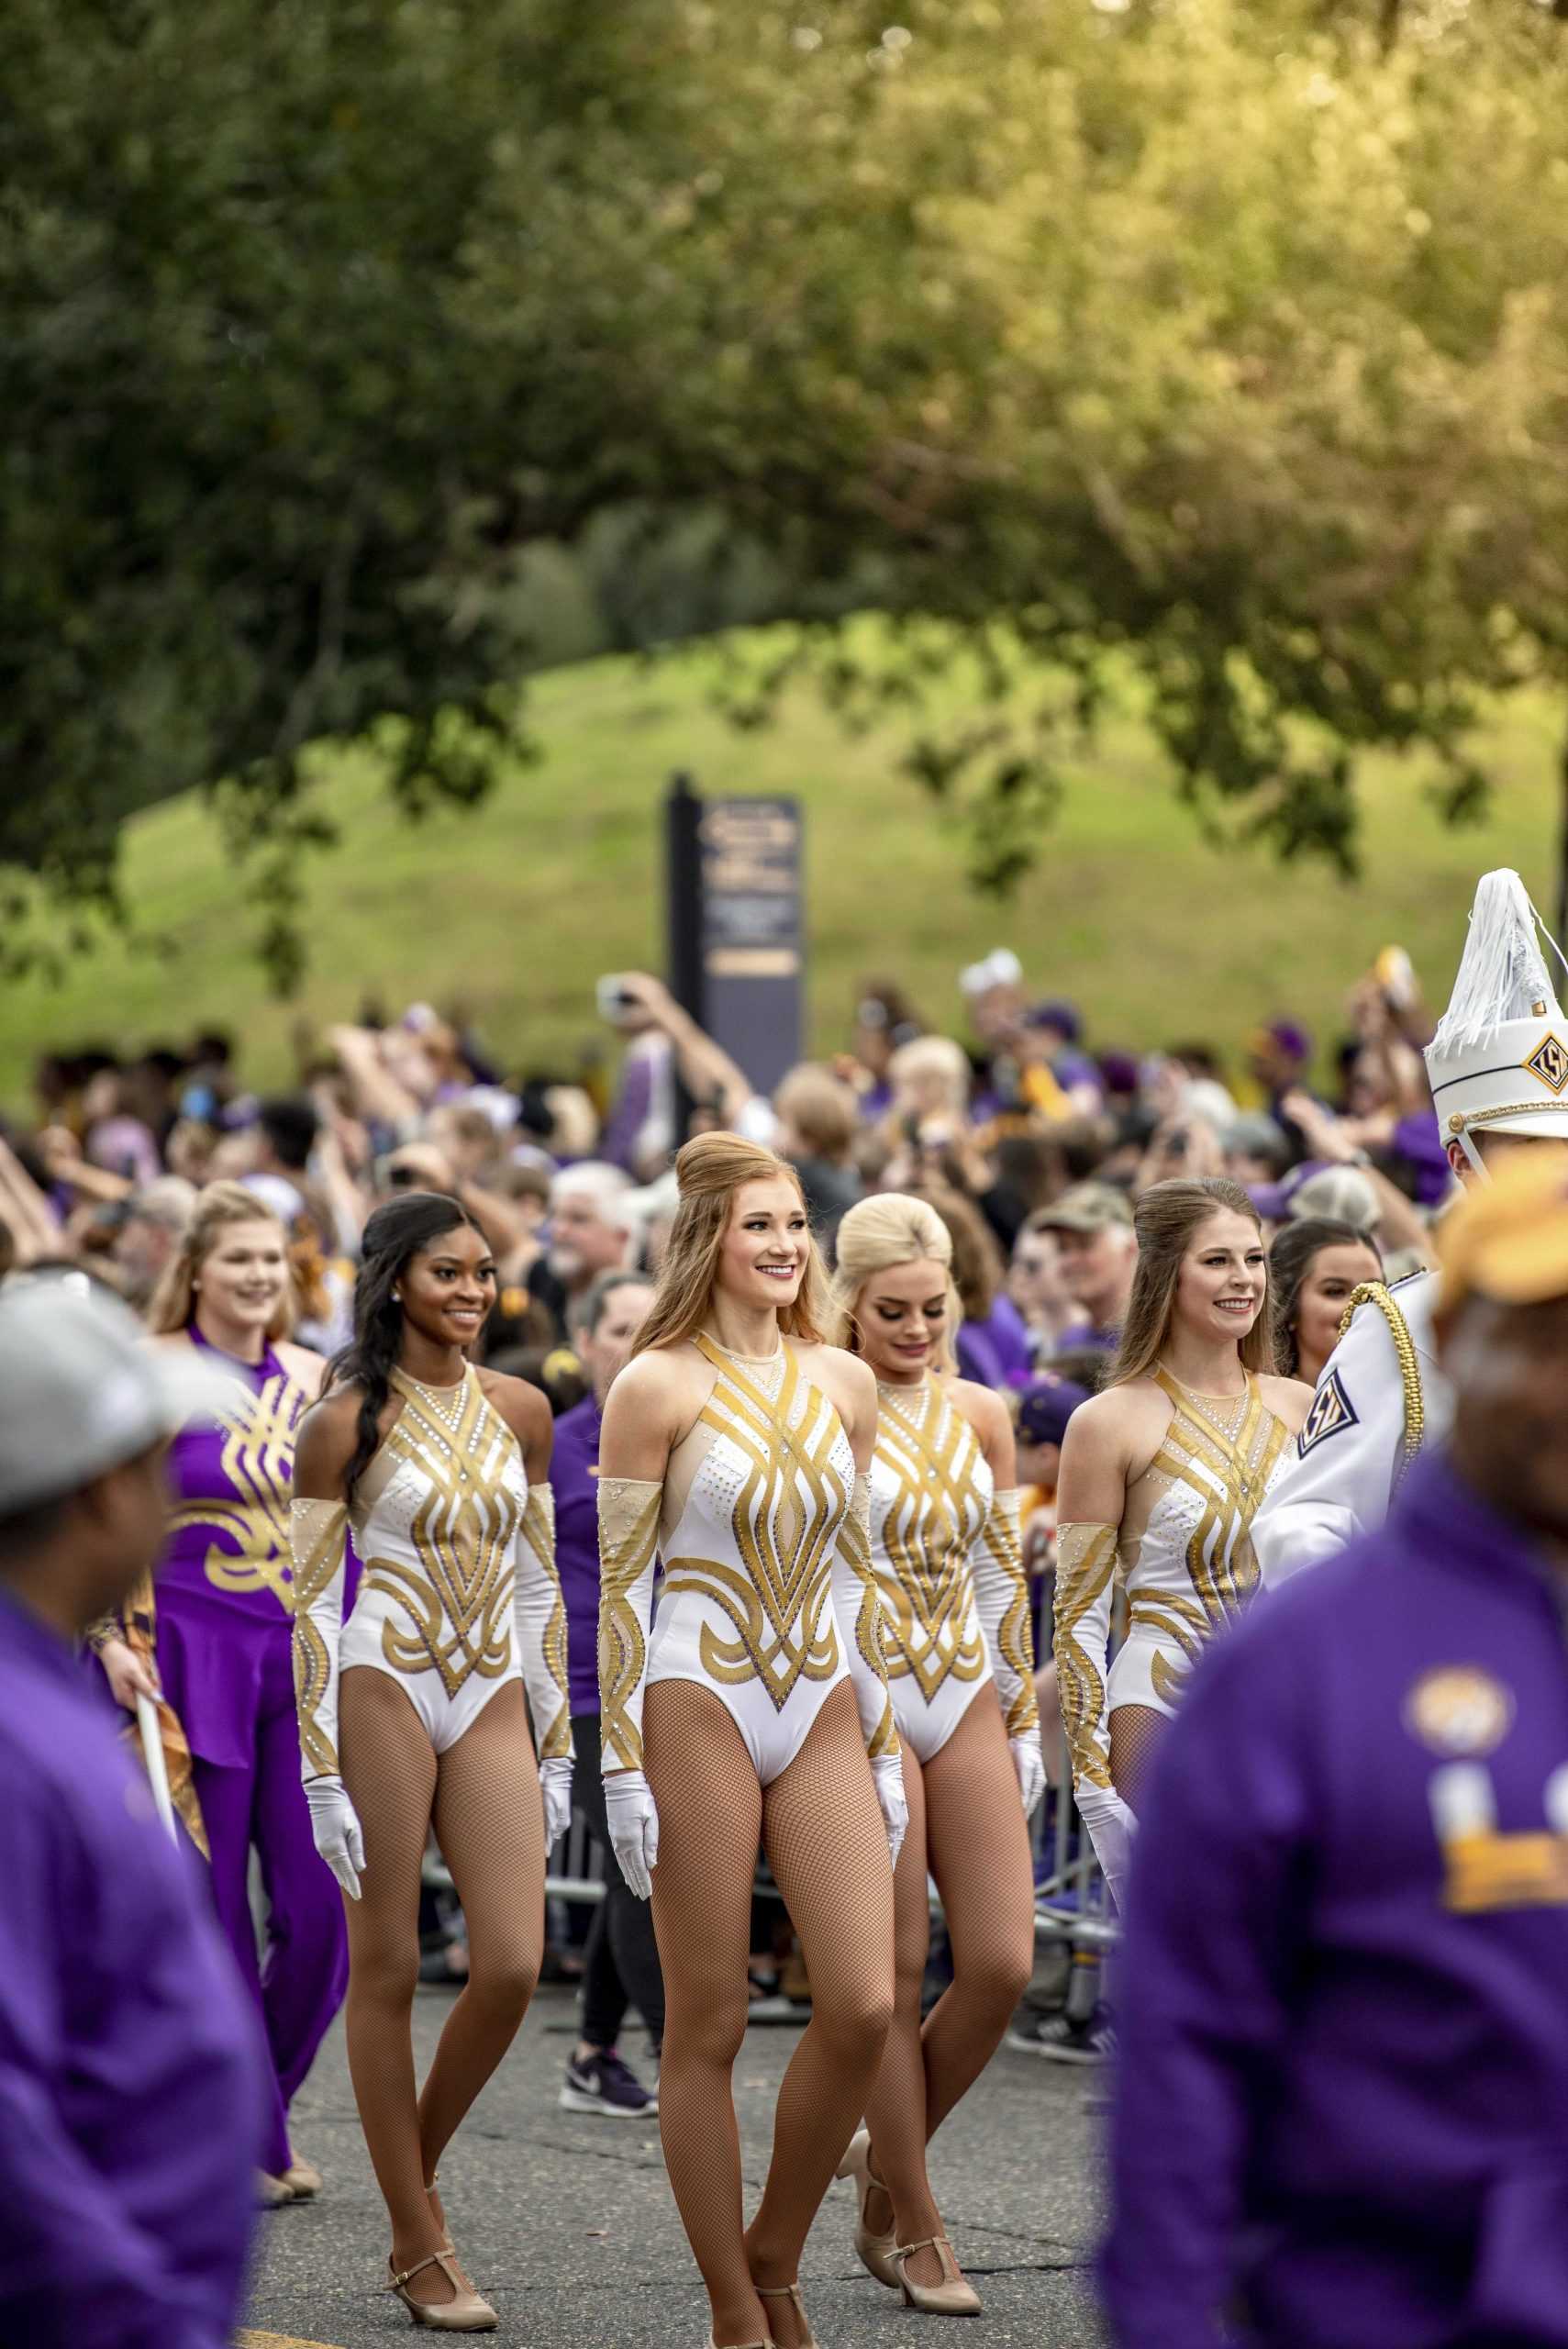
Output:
[4, 633, 1564, 1111]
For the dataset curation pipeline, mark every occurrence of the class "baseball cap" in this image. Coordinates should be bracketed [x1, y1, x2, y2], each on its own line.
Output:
[1438, 1156, 1568, 1316]
[1034, 1182, 1135, 1236]
[1289, 1166, 1379, 1234]
[1016, 1379, 1090, 1449]
[0, 1281, 244, 1517]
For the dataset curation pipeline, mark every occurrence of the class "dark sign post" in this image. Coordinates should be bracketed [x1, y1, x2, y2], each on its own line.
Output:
[664, 775, 805, 1114]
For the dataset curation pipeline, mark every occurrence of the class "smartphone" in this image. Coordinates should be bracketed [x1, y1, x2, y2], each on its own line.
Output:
[595, 974, 639, 1022]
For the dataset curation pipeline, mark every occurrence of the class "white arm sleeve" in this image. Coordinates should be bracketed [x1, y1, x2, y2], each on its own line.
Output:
[515, 1485, 573, 1765]
[1053, 1520, 1120, 1797]
[970, 1486, 1040, 1740]
[597, 1476, 661, 1774]
[291, 1498, 349, 1781]
[1253, 1282, 1438, 1589]
[831, 1473, 900, 1760]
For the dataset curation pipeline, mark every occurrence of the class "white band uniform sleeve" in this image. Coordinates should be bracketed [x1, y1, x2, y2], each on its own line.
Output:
[1252, 1274, 1443, 1588]
[291, 1497, 350, 1782]
[515, 1484, 574, 1765]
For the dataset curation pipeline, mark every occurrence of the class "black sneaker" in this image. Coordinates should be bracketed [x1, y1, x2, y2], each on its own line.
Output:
[1006, 2009, 1115, 2065]
[559, 2048, 659, 2117]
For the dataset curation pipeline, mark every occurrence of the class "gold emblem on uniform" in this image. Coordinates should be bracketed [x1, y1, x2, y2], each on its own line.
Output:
[1525, 1030, 1568, 1095]
[1405, 1665, 1515, 1758]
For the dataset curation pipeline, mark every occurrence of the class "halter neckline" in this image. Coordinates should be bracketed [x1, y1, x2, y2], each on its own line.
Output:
[701, 1332, 784, 1369]
[391, 1364, 471, 1397]
[1157, 1363, 1251, 1403]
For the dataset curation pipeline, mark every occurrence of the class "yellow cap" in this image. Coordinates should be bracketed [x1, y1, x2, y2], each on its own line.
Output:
[1438, 1154, 1568, 1313]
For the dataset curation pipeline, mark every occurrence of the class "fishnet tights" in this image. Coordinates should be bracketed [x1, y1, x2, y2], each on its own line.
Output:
[861, 1691, 1035, 2288]
[339, 1671, 545, 2308]
[1110, 1700, 1169, 1810]
[643, 1677, 895, 2349]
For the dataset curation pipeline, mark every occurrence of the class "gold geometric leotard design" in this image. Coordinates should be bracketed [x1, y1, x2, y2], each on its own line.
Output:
[363, 1367, 523, 1698]
[169, 1367, 310, 1614]
[870, 1378, 989, 1702]
[1056, 1367, 1292, 1797]
[658, 1334, 848, 1711]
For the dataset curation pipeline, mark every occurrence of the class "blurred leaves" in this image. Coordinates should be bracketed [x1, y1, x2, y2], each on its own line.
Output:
[5, 0, 1568, 977]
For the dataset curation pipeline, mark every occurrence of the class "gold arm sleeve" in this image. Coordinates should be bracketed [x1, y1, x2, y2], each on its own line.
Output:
[516, 1484, 573, 1764]
[832, 1472, 900, 1762]
[1053, 1520, 1120, 1794]
[597, 1475, 661, 1774]
[970, 1486, 1040, 1738]
[290, 1498, 349, 1781]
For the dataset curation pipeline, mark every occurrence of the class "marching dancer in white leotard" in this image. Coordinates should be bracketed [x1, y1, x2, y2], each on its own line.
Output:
[828, 1194, 1042, 2319]
[292, 1192, 571, 2332]
[1054, 1178, 1310, 1911]
[595, 1132, 904, 2349]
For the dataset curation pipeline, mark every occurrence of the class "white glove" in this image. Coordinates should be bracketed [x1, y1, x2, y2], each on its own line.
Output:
[1074, 1783, 1136, 1912]
[539, 1757, 573, 1854]
[871, 1753, 908, 1873]
[604, 1769, 660, 1900]
[304, 1776, 365, 1900]
[1010, 1732, 1048, 1821]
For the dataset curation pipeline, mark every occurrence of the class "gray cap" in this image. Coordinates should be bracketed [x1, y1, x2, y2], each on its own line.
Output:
[0, 1277, 246, 1516]
[1288, 1166, 1379, 1234]
[1034, 1181, 1135, 1235]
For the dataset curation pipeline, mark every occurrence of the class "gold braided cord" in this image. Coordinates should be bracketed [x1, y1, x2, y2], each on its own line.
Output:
[290, 1499, 348, 1778]
[597, 1476, 661, 1771]
[1053, 1520, 1119, 1791]
[521, 1486, 573, 1761]
[1337, 1281, 1425, 1484]
[982, 1488, 1040, 1737]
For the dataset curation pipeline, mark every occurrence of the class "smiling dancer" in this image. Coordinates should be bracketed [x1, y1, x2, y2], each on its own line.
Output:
[829, 1193, 1042, 2317]
[94, 1180, 344, 2209]
[292, 1193, 573, 2331]
[596, 1133, 904, 2349]
[1054, 1178, 1311, 1907]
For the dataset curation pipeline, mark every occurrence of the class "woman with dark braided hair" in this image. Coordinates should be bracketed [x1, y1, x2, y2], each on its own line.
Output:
[291, 1193, 573, 2331]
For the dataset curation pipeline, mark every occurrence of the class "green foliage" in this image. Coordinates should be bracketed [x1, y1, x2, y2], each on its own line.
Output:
[5, 0, 1567, 979]
[2, 629, 1562, 1114]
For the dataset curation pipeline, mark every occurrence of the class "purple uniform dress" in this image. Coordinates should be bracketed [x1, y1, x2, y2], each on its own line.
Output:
[1104, 1452, 1568, 2349]
[0, 1586, 266, 2349]
[155, 1326, 349, 2178]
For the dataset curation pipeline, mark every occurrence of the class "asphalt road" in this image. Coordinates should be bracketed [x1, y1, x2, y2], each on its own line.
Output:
[241, 1977, 1107, 2349]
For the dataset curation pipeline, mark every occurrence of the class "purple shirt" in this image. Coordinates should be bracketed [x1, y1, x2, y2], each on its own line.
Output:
[0, 1587, 265, 2348]
[1104, 1453, 1568, 2348]
[549, 1393, 610, 1718]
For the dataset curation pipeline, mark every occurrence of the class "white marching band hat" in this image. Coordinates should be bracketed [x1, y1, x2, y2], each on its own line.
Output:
[1425, 869, 1568, 1174]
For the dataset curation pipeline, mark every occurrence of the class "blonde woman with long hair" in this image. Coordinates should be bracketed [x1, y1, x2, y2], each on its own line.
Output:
[828, 1194, 1042, 2318]
[1054, 1178, 1312, 1912]
[596, 1133, 905, 2349]
[92, 1181, 343, 2207]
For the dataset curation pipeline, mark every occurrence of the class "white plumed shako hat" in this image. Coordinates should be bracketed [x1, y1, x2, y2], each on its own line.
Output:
[1424, 869, 1568, 1173]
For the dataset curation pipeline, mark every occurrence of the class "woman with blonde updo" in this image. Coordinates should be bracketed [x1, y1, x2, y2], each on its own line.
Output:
[596, 1132, 905, 2349]
[1054, 1178, 1312, 1914]
[828, 1194, 1042, 2318]
[92, 1181, 343, 2207]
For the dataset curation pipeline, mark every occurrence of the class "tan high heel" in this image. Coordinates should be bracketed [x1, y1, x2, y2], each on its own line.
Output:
[891, 2234, 982, 2317]
[755, 2279, 824, 2347]
[834, 2128, 899, 2289]
[386, 2248, 499, 2332]
[703, 2338, 771, 2348]
[280, 2149, 323, 2199]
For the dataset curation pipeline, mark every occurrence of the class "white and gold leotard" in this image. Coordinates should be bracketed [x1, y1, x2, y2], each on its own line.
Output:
[597, 1335, 898, 1787]
[870, 1377, 1040, 1765]
[1056, 1368, 1291, 1797]
[292, 1366, 571, 1768]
